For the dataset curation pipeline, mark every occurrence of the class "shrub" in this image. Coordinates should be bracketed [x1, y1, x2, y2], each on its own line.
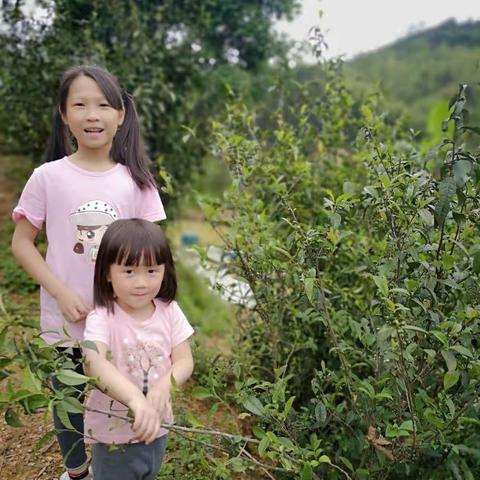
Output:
[206, 63, 480, 479]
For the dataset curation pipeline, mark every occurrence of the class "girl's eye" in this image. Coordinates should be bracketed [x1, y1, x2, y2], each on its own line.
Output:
[99, 103, 110, 108]
[124, 269, 133, 275]
[148, 269, 158, 274]
[73, 103, 85, 107]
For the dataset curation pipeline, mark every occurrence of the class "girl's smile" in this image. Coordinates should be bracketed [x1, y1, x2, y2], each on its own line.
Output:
[61, 75, 124, 158]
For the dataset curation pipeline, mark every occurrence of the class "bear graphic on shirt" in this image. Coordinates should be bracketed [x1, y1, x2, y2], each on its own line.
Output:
[69, 200, 118, 263]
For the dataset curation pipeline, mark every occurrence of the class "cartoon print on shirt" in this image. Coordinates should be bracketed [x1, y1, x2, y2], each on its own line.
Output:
[123, 337, 165, 395]
[69, 201, 118, 263]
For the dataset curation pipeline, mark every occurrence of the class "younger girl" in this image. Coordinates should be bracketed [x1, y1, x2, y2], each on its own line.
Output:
[11, 65, 166, 480]
[83, 218, 194, 480]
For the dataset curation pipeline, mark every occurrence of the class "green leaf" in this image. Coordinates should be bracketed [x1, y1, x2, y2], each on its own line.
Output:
[403, 325, 428, 334]
[441, 350, 457, 372]
[302, 463, 313, 480]
[252, 426, 265, 439]
[443, 370, 460, 391]
[23, 394, 48, 413]
[191, 386, 214, 400]
[62, 396, 85, 414]
[372, 275, 389, 297]
[399, 420, 414, 432]
[432, 330, 448, 346]
[243, 396, 264, 416]
[55, 369, 90, 386]
[329, 212, 341, 229]
[451, 345, 474, 359]
[339, 456, 354, 472]
[453, 160, 472, 187]
[418, 208, 434, 227]
[80, 340, 99, 353]
[434, 176, 456, 225]
[5, 408, 23, 427]
[472, 251, 480, 274]
[0, 327, 8, 351]
[55, 401, 75, 430]
[186, 410, 204, 428]
[319, 455, 331, 464]
[314, 402, 327, 423]
[357, 379, 375, 399]
[283, 395, 295, 418]
[375, 388, 394, 401]
[258, 436, 270, 457]
[278, 436, 294, 448]
[22, 366, 42, 393]
[385, 424, 399, 438]
[305, 277, 314, 305]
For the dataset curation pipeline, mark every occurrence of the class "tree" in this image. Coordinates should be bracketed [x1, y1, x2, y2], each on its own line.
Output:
[0, 0, 300, 197]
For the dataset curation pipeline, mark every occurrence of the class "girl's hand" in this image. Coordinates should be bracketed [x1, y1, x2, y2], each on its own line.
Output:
[53, 285, 91, 323]
[146, 375, 171, 419]
[128, 395, 160, 444]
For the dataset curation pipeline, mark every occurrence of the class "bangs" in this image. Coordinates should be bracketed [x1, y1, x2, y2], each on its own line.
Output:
[61, 65, 123, 112]
[86, 69, 123, 110]
[113, 232, 167, 267]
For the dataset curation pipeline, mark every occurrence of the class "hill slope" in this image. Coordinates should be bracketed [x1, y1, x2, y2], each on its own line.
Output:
[344, 19, 480, 129]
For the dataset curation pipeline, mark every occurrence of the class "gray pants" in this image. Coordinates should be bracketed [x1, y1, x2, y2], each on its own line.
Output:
[92, 435, 167, 480]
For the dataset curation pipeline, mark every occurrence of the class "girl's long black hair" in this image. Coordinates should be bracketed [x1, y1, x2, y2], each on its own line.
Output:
[43, 65, 156, 190]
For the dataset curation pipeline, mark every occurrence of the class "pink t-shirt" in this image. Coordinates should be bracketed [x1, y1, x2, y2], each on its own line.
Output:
[83, 299, 194, 444]
[12, 156, 166, 345]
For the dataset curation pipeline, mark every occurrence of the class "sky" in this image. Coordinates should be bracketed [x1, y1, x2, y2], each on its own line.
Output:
[276, 0, 480, 60]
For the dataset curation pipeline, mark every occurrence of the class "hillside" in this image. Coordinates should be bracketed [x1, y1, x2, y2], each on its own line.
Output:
[344, 19, 480, 129]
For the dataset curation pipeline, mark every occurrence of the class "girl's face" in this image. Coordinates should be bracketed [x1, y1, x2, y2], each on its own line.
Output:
[61, 75, 125, 155]
[108, 261, 165, 317]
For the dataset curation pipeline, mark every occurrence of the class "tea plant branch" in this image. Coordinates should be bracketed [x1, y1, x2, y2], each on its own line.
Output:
[449, 204, 465, 256]
[174, 426, 291, 475]
[435, 220, 446, 275]
[317, 281, 356, 405]
[395, 326, 417, 447]
[240, 447, 277, 480]
[86, 407, 260, 444]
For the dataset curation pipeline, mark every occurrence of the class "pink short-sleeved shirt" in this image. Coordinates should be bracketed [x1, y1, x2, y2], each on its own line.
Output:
[83, 299, 194, 444]
[12, 156, 166, 345]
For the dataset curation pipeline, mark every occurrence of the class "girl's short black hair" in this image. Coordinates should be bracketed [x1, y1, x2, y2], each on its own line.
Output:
[94, 219, 177, 312]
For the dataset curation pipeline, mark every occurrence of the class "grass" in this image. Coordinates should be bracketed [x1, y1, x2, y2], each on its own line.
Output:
[175, 256, 235, 339]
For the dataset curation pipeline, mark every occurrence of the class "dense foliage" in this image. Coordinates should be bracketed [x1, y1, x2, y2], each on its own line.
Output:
[202, 59, 480, 478]
[0, 0, 299, 196]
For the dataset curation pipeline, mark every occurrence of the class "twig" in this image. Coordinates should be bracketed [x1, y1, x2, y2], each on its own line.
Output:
[241, 448, 277, 480]
[34, 465, 48, 480]
[85, 407, 260, 444]
[173, 424, 289, 474]
[38, 438, 56, 454]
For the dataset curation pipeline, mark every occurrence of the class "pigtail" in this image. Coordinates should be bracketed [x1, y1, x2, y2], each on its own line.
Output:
[110, 91, 156, 190]
[42, 109, 73, 163]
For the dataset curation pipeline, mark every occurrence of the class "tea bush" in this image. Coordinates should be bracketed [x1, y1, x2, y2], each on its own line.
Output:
[204, 62, 480, 479]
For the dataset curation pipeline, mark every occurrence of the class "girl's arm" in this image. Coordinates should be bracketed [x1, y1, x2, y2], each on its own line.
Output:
[11, 218, 90, 322]
[146, 340, 194, 415]
[83, 341, 160, 443]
